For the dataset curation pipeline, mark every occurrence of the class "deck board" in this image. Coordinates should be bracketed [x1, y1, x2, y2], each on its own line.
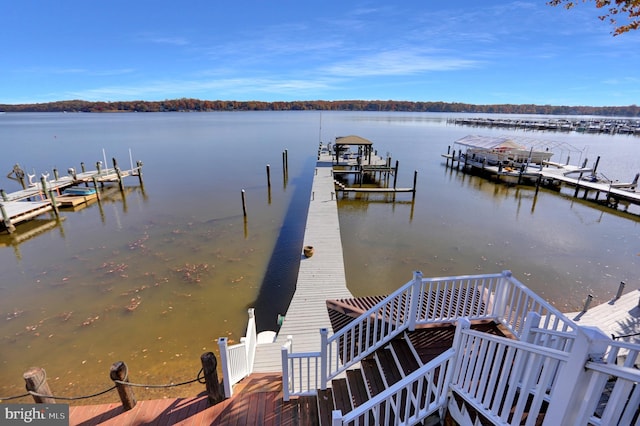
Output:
[567, 288, 640, 345]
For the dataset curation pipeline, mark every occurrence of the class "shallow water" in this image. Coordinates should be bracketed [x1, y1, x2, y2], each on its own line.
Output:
[0, 111, 638, 404]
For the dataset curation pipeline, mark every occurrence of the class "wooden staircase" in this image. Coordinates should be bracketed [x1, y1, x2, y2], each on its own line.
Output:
[311, 332, 443, 426]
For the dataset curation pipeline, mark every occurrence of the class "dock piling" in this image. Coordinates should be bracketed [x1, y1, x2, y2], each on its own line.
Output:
[23, 367, 56, 404]
[110, 361, 136, 410]
[241, 189, 247, 217]
[1, 203, 15, 233]
[200, 352, 224, 404]
[582, 294, 594, 312]
[136, 161, 144, 186]
[615, 281, 626, 300]
[266, 164, 271, 187]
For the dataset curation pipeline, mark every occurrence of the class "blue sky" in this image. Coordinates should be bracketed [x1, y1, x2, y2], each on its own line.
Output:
[2, 1, 639, 106]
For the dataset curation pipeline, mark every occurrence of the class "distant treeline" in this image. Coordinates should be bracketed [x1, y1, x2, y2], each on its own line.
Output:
[1, 99, 639, 117]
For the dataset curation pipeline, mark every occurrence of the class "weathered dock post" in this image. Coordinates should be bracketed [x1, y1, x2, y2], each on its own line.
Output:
[1, 189, 7, 201]
[92, 176, 102, 201]
[412, 170, 418, 201]
[40, 176, 49, 199]
[53, 168, 59, 181]
[615, 281, 626, 300]
[96, 161, 102, 175]
[266, 164, 271, 187]
[113, 158, 124, 191]
[1, 203, 15, 233]
[593, 156, 600, 175]
[241, 189, 247, 217]
[136, 161, 144, 186]
[24, 367, 56, 403]
[393, 160, 399, 189]
[582, 294, 594, 312]
[110, 361, 136, 410]
[68, 167, 77, 181]
[48, 190, 59, 217]
[200, 352, 224, 404]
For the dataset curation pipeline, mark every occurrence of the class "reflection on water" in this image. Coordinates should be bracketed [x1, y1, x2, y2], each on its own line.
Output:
[0, 111, 638, 405]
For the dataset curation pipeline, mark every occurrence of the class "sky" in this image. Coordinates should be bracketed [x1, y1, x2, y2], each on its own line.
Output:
[2, 1, 639, 106]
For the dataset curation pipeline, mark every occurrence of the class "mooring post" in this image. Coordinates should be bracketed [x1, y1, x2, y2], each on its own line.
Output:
[48, 190, 59, 217]
[582, 294, 593, 313]
[266, 164, 271, 187]
[40, 176, 49, 199]
[241, 189, 247, 217]
[393, 160, 399, 189]
[24, 367, 56, 404]
[200, 352, 224, 404]
[593, 156, 600, 175]
[284, 149, 289, 176]
[1, 203, 15, 233]
[615, 281, 626, 300]
[96, 161, 102, 175]
[92, 176, 102, 200]
[1, 189, 7, 202]
[81, 162, 86, 173]
[110, 361, 136, 410]
[53, 168, 59, 181]
[535, 173, 542, 195]
[282, 151, 286, 177]
[136, 161, 144, 186]
[412, 170, 418, 200]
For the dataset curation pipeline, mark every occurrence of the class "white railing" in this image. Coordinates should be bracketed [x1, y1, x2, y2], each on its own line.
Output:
[282, 270, 580, 400]
[281, 336, 322, 401]
[575, 339, 640, 426]
[450, 320, 569, 426]
[332, 348, 455, 426]
[218, 308, 257, 398]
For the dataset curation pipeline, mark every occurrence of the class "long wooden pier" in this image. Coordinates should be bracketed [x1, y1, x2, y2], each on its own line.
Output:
[252, 151, 354, 372]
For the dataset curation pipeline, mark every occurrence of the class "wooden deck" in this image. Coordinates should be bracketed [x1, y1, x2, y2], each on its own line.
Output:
[252, 155, 354, 372]
[68, 373, 318, 426]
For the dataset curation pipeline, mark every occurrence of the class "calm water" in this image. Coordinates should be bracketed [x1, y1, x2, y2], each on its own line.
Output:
[1, 112, 638, 403]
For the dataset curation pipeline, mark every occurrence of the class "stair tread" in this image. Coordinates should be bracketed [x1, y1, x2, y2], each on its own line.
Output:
[377, 347, 403, 385]
[317, 388, 334, 426]
[361, 358, 386, 396]
[391, 337, 421, 375]
[346, 369, 369, 407]
[332, 378, 353, 415]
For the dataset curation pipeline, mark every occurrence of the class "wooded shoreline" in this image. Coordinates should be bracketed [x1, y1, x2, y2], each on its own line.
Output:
[1, 98, 639, 117]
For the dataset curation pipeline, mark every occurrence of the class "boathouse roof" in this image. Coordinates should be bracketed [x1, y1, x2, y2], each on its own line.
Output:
[455, 135, 524, 150]
[335, 135, 373, 146]
[455, 134, 582, 153]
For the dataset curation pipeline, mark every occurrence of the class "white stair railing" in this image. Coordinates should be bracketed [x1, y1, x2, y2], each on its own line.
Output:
[218, 308, 257, 398]
[282, 271, 580, 402]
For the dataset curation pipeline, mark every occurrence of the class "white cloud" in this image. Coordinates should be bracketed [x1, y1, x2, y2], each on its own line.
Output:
[324, 50, 480, 77]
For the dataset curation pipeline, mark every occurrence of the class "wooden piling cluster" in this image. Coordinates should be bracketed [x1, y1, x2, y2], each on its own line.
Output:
[240, 148, 289, 217]
[20, 352, 223, 409]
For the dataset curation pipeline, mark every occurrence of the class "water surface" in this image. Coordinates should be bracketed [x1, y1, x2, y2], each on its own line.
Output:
[0, 111, 637, 403]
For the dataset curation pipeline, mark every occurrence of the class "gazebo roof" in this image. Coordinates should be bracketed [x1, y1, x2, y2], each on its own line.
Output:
[335, 135, 373, 146]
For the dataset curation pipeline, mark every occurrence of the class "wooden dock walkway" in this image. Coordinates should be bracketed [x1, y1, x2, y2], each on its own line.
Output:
[567, 288, 640, 345]
[252, 151, 354, 372]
